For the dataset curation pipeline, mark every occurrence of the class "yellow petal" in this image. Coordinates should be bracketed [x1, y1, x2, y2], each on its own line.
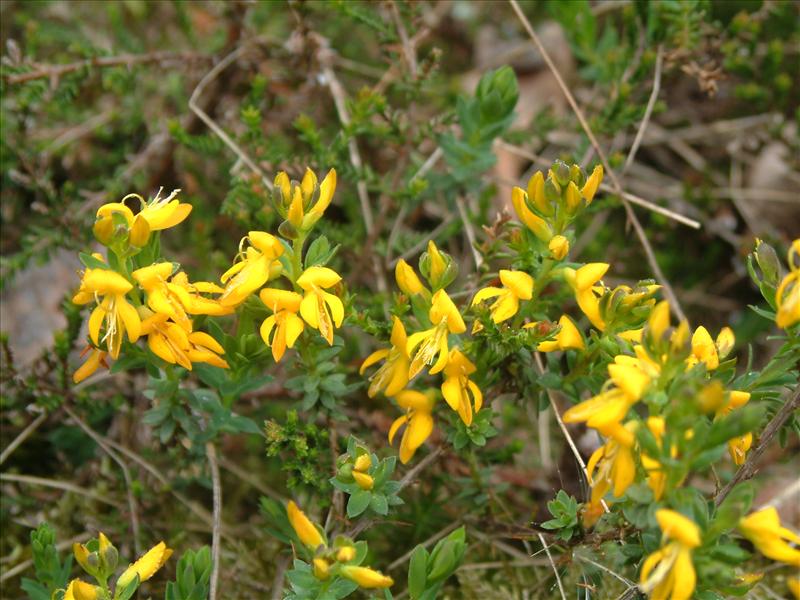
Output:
[286, 501, 324, 550]
[395, 259, 425, 296]
[441, 376, 461, 412]
[608, 363, 649, 401]
[322, 291, 345, 327]
[499, 269, 534, 300]
[581, 164, 603, 203]
[405, 412, 434, 454]
[471, 287, 503, 305]
[670, 547, 697, 600]
[715, 326, 735, 359]
[297, 266, 341, 290]
[575, 263, 609, 290]
[557, 315, 584, 350]
[656, 509, 701, 548]
[430, 290, 466, 333]
[340, 565, 394, 589]
[116, 541, 172, 589]
[395, 390, 433, 411]
[260, 288, 303, 312]
[388, 415, 407, 446]
[360, 348, 389, 375]
[64, 579, 99, 600]
[310, 168, 336, 217]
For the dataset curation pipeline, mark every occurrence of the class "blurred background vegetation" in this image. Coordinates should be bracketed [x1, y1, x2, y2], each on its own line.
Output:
[1, 1, 798, 598]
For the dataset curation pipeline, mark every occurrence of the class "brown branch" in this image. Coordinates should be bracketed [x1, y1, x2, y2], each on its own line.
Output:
[5, 51, 212, 85]
[715, 385, 800, 506]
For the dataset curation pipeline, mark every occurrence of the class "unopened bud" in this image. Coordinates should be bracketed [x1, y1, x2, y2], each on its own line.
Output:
[548, 235, 569, 260]
[352, 470, 374, 490]
[526, 171, 548, 215]
[553, 161, 571, 187]
[313, 558, 331, 580]
[353, 454, 371, 472]
[419, 241, 457, 290]
[129, 215, 151, 247]
[754, 240, 780, 286]
[92, 217, 115, 245]
[565, 181, 582, 214]
[337, 546, 356, 562]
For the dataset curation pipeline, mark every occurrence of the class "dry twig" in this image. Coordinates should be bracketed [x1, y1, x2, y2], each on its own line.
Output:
[206, 442, 222, 600]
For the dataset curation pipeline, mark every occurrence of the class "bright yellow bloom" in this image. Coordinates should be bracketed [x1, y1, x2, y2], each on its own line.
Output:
[535, 315, 584, 352]
[581, 165, 603, 204]
[775, 239, 800, 328]
[259, 289, 304, 362]
[640, 510, 701, 600]
[548, 235, 570, 260]
[686, 325, 735, 370]
[648, 301, 671, 341]
[313, 558, 330, 580]
[715, 390, 752, 465]
[135, 188, 192, 231]
[407, 290, 466, 378]
[352, 470, 374, 490]
[353, 454, 371, 472]
[441, 348, 482, 426]
[389, 390, 435, 464]
[140, 310, 228, 370]
[340, 565, 394, 589]
[133, 263, 190, 326]
[511, 186, 552, 241]
[583, 422, 636, 526]
[220, 232, 284, 307]
[788, 576, 800, 600]
[337, 546, 356, 562]
[565, 263, 609, 330]
[641, 417, 671, 501]
[360, 317, 410, 397]
[472, 270, 533, 325]
[275, 168, 337, 231]
[64, 579, 98, 600]
[297, 266, 345, 345]
[739, 507, 800, 567]
[116, 541, 173, 589]
[73, 268, 140, 359]
[168, 272, 233, 316]
[73, 346, 109, 384]
[287, 501, 325, 550]
[395, 259, 427, 297]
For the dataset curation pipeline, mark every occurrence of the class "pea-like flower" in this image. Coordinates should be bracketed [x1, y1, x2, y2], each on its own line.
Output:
[739, 507, 800, 567]
[441, 348, 482, 426]
[583, 421, 637, 527]
[360, 317, 410, 397]
[73, 268, 140, 359]
[116, 541, 173, 589]
[534, 315, 585, 352]
[140, 310, 228, 370]
[775, 239, 799, 329]
[297, 266, 345, 345]
[686, 325, 734, 370]
[73, 346, 109, 384]
[219, 231, 284, 308]
[716, 390, 752, 465]
[407, 290, 466, 378]
[259, 288, 305, 362]
[388, 390, 435, 464]
[471, 270, 534, 325]
[565, 263, 609, 330]
[340, 565, 394, 589]
[395, 259, 428, 297]
[287, 500, 325, 550]
[511, 184, 552, 242]
[639, 509, 701, 600]
[64, 579, 99, 600]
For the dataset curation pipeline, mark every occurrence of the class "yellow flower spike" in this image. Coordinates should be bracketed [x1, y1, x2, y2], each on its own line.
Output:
[337, 546, 356, 562]
[313, 558, 330, 580]
[73, 346, 109, 384]
[471, 270, 533, 325]
[288, 186, 305, 228]
[389, 390, 435, 464]
[340, 565, 394, 589]
[64, 579, 99, 600]
[581, 164, 603, 204]
[548, 235, 569, 260]
[395, 259, 427, 296]
[565, 181, 582, 213]
[116, 541, 173, 589]
[407, 290, 465, 379]
[72, 269, 140, 359]
[511, 186, 552, 241]
[640, 510, 700, 600]
[352, 470, 374, 490]
[286, 501, 325, 550]
[441, 348, 482, 426]
[360, 316, 410, 397]
[739, 507, 800, 567]
[259, 289, 305, 362]
[526, 170, 549, 215]
[537, 315, 584, 352]
[297, 266, 345, 345]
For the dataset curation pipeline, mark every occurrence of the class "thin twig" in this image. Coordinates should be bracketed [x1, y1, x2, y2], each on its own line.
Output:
[388, 0, 418, 78]
[189, 44, 273, 192]
[0, 473, 121, 507]
[398, 446, 444, 490]
[537, 533, 567, 600]
[271, 554, 290, 600]
[63, 405, 142, 554]
[508, 0, 686, 322]
[0, 411, 48, 466]
[206, 442, 222, 600]
[576, 554, 635, 588]
[389, 216, 458, 268]
[5, 51, 212, 85]
[715, 386, 800, 506]
[622, 45, 663, 177]
[455, 196, 483, 269]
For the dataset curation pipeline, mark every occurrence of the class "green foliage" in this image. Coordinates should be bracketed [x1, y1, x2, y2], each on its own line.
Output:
[20, 523, 72, 600]
[265, 410, 332, 494]
[540, 490, 581, 541]
[165, 546, 212, 600]
[407, 527, 467, 600]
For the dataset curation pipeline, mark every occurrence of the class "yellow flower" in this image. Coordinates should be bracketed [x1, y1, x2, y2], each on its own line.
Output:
[648, 301, 671, 341]
[535, 315, 584, 352]
[360, 317, 410, 397]
[340, 565, 394, 589]
[407, 290, 466, 379]
[135, 188, 192, 231]
[686, 325, 734, 370]
[563, 356, 649, 432]
[64, 579, 99, 600]
[715, 390, 752, 465]
[581, 165, 603, 204]
[739, 507, 800, 567]
[471, 270, 533, 325]
[353, 453, 371, 472]
[775, 239, 800, 329]
[297, 266, 345, 345]
[220, 232, 284, 308]
[140, 311, 228, 370]
[116, 541, 173, 589]
[352, 470, 374, 490]
[511, 186, 552, 242]
[548, 235, 570, 260]
[395, 259, 427, 297]
[388, 390, 435, 464]
[441, 348, 482, 426]
[641, 417, 671, 501]
[640, 509, 701, 600]
[73, 268, 140, 359]
[565, 263, 609, 330]
[788, 576, 800, 600]
[73, 346, 109, 384]
[337, 546, 356, 562]
[287, 501, 325, 550]
[275, 168, 337, 231]
[133, 263, 190, 326]
[313, 558, 331, 580]
[259, 289, 305, 362]
[168, 272, 233, 316]
[584, 422, 637, 526]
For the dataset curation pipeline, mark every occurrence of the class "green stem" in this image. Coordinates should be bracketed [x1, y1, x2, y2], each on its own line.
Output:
[291, 233, 308, 290]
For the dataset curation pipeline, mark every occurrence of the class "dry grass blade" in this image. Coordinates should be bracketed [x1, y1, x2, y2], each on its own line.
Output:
[206, 442, 222, 600]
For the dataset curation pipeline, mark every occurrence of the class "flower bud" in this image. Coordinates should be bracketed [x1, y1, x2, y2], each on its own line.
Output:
[395, 259, 425, 296]
[581, 165, 603, 204]
[353, 454, 371, 472]
[129, 215, 151, 248]
[340, 565, 394, 589]
[544, 177, 561, 207]
[699, 380, 725, 413]
[526, 171, 549, 215]
[553, 160, 571, 187]
[419, 241, 457, 290]
[716, 327, 735, 359]
[92, 216, 115, 245]
[337, 546, 356, 562]
[754, 239, 780, 286]
[352, 470, 374, 490]
[564, 181, 582, 214]
[569, 164, 586, 187]
[313, 558, 331, 580]
[548, 235, 569, 260]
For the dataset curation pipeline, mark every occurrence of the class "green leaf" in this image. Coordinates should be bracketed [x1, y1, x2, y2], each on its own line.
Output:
[408, 546, 428, 599]
[79, 252, 111, 270]
[347, 490, 371, 518]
